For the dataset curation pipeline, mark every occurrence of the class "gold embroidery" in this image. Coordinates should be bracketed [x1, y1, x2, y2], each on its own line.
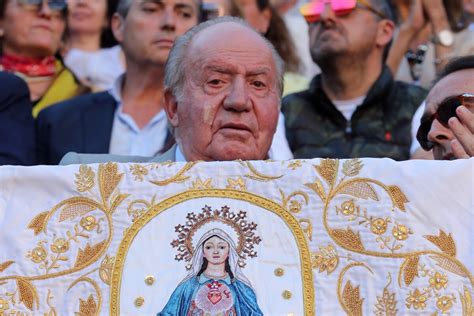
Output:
[279, 190, 309, 214]
[0, 261, 14, 273]
[338, 181, 378, 201]
[392, 224, 412, 241]
[226, 177, 247, 191]
[274, 268, 284, 277]
[76, 294, 98, 316]
[75, 165, 95, 192]
[405, 289, 429, 310]
[312, 244, 339, 274]
[342, 159, 363, 177]
[282, 290, 292, 299]
[298, 219, 313, 241]
[191, 178, 214, 190]
[399, 256, 419, 287]
[331, 227, 365, 252]
[429, 271, 448, 290]
[127, 196, 156, 222]
[110, 189, 314, 316]
[424, 230, 457, 257]
[99, 255, 115, 285]
[314, 159, 338, 186]
[130, 164, 148, 181]
[243, 161, 283, 182]
[305, 179, 326, 201]
[374, 273, 398, 316]
[16, 278, 39, 311]
[337, 263, 373, 316]
[387, 185, 409, 211]
[460, 286, 474, 316]
[27, 211, 49, 235]
[74, 241, 107, 269]
[287, 160, 302, 170]
[430, 255, 468, 278]
[59, 201, 97, 222]
[68, 276, 102, 316]
[98, 162, 123, 203]
[134, 297, 144, 307]
[436, 295, 456, 313]
[144, 275, 155, 285]
[149, 162, 198, 186]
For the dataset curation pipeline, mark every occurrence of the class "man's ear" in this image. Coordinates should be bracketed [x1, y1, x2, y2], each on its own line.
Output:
[164, 89, 179, 128]
[111, 13, 125, 44]
[376, 19, 395, 48]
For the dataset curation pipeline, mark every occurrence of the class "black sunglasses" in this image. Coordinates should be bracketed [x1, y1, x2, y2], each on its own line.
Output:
[417, 93, 474, 150]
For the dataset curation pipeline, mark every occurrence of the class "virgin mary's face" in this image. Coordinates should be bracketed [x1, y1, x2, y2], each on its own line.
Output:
[203, 236, 230, 265]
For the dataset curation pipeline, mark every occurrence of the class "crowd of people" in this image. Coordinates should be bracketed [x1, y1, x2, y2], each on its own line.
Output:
[0, 0, 473, 165]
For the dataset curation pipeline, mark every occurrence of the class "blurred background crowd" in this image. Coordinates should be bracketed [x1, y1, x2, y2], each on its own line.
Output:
[0, 0, 473, 165]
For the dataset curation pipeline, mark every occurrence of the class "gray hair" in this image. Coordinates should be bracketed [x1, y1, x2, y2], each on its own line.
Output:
[164, 16, 285, 100]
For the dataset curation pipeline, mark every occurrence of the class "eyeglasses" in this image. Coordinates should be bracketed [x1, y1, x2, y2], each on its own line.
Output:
[300, 0, 386, 24]
[417, 93, 474, 150]
[17, 0, 67, 12]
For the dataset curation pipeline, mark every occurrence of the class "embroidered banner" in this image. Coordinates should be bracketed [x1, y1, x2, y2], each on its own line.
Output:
[0, 158, 472, 315]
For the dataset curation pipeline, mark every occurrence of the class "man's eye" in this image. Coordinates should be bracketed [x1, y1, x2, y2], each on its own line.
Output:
[208, 79, 224, 86]
[252, 81, 266, 88]
[178, 10, 193, 18]
[142, 5, 158, 12]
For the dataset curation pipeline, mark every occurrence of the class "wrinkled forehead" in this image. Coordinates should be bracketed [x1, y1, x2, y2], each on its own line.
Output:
[187, 22, 276, 72]
[425, 69, 474, 114]
[133, 0, 199, 11]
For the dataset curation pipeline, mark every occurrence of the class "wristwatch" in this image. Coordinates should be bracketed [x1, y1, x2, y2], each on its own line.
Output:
[432, 29, 454, 47]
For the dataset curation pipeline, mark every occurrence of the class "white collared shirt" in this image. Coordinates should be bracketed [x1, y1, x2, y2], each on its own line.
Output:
[108, 75, 168, 156]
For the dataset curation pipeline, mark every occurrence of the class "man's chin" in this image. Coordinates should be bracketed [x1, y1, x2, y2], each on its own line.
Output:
[210, 144, 264, 161]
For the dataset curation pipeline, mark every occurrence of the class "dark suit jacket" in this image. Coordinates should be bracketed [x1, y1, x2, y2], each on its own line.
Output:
[0, 72, 36, 165]
[36, 91, 116, 165]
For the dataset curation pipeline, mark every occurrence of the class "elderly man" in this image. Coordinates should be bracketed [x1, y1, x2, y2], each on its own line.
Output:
[282, 0, 426, 160]
[60, 17, 284, 164]
[416, 56, 474, 160]
[36, 0, 201, 164]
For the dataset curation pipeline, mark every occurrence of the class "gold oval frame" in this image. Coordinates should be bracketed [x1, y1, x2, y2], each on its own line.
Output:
[110, 189, 315, 315]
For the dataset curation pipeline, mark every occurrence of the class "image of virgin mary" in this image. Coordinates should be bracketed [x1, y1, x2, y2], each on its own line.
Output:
[158, 228, 263, 315]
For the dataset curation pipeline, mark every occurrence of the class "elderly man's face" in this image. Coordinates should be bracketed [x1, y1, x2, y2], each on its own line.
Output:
[423, 69, 474, 160]
[166, 23, 280, 161]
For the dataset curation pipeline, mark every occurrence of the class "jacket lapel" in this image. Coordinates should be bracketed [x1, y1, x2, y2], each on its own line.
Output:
[82, 92, 117, 153]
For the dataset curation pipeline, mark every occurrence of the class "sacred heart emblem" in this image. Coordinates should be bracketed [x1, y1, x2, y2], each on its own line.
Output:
[207, 292, 222, 305]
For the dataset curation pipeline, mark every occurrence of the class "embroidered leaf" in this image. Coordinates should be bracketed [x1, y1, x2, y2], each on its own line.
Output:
[342, 159, 363, 177]
[305, 180, 326, 201]
[424, 230, 456, 257]
[374, 278, 398, 316]
[331, 228, 364, 252]
[99, 255, 115, 285]
[430, 255, 467, 278]
[387, 185, 409, 211]
[314, 159, 338, 186]
[244, 161, 283, 182]
[98, 162, 123, 202]
[0, 260, 14, 272]
[109, 193, 129, 215]
[28, 211, 50, 235]
[76, 294, 97, 316]
[460, 286, 474, 316]
[338, 181, 378, 201]
[74, 241, 107, 269]
[401, 256, 419, 286]
[17, 278, 39, 311]
[59, 200, 97, 222]
[75, 165, 95, 192]
[342, 280, 363, 316]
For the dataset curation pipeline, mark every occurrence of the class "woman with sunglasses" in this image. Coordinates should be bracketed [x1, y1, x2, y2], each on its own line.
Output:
[0, 0, 85, 117]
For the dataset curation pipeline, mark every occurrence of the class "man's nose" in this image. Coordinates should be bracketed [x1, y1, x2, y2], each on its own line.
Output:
[223, 79, 252, 112]
[38, 0, 53, 17]
[161, 9, 177, 31]
[319, 2, 336, 22]
[427, 119, 454, 147]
